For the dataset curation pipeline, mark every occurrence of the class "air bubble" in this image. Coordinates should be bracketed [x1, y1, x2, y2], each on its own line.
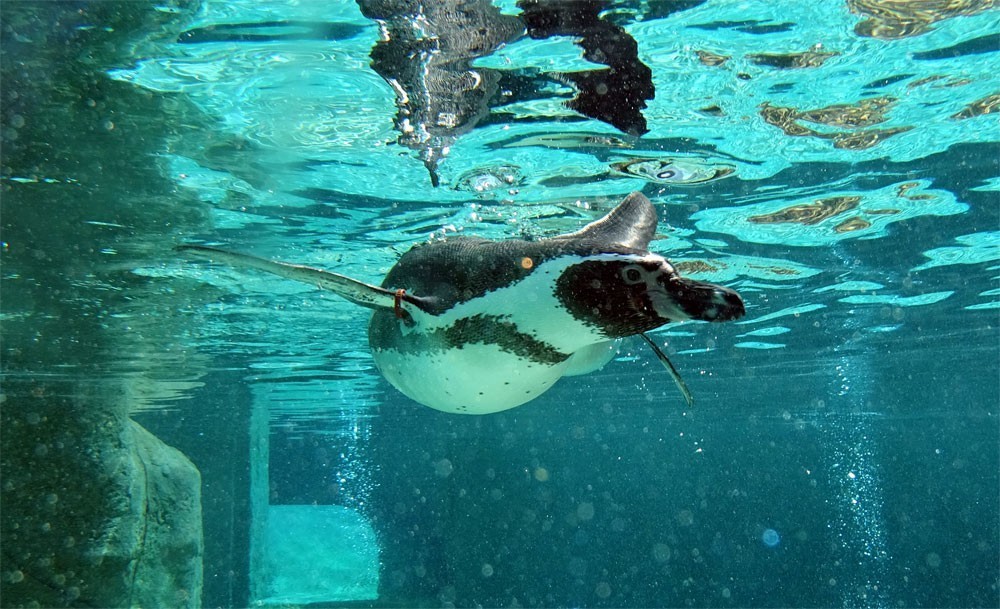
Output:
[925, 552, 941, 568]
[762, 528, 780, 547]
[595, 581, 612, 598]
[652, 543, 671, 562]
[432, 459, 453, 478]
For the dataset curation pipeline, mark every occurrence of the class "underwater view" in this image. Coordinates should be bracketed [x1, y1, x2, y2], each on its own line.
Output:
[2, 1, 998, 607]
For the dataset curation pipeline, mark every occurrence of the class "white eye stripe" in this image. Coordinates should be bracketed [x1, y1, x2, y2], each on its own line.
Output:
[575, 252, 670, 269]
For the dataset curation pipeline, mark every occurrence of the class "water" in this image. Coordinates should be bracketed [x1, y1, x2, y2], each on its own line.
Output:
[1, 1, 997, 608]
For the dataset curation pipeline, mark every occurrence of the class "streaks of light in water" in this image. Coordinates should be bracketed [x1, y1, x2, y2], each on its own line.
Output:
[814, 281, 885, 293]
[674, 254, 821, 284]
[966, 301, 1000, 311]
[735, 341, 785, 350]
[970, 176, 1000, 192]
[738, 326, 791, 337]
[838, 291, 953, 307]
[693, 180, 966, 247]
[912, 232, 1000, 272]
[738, 303, 826, 325]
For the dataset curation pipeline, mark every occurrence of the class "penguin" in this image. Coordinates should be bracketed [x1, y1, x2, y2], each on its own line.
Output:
[179, 191, 745, 414]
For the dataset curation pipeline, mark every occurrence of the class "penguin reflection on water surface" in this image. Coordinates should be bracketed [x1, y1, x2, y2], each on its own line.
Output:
[179, 192, 745, 414]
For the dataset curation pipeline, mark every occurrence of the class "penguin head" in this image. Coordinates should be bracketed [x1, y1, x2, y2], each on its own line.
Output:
[555, 252, 745, 339]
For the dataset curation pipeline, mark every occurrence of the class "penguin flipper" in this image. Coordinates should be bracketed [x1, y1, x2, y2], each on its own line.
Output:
[555, 191, 658, 250]
[178, 245, 402, 311]
[640, 333, 694, 407]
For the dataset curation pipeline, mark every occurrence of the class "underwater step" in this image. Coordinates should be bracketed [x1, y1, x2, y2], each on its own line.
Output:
[255, 504, 380, 605]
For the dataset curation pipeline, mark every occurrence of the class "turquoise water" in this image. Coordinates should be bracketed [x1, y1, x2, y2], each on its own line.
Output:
[2, 1, 998, 607]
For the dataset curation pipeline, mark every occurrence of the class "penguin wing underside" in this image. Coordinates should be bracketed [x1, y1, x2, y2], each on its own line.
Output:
[178, 245, 410, 311]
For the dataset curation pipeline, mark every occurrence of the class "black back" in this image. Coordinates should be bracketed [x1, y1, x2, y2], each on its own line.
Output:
[381, 191, 659, 314]
[382, 237, 648, 315]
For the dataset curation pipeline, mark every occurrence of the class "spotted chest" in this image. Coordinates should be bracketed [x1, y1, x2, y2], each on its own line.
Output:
[367, 254, 614, 414]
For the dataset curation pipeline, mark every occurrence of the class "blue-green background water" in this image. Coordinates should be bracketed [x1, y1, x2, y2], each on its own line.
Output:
[2, 1, 998, 608]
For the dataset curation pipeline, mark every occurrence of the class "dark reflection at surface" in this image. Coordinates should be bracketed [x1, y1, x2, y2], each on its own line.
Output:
[518, 0, 655, 136]
[759, 99, 913, 150]
[358, 1, 523, 187]
[911, 34, 1000, 60]
[359, 0, 686, 185]
[687, 18, 796, 34]
[178, 20, 367, 43]
[847, 0, 994, 39]
[951, 92, 1000, 119]
[746, 49, 840, 69]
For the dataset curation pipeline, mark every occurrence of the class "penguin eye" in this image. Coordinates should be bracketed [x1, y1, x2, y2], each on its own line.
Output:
[623, 266, 643, 284]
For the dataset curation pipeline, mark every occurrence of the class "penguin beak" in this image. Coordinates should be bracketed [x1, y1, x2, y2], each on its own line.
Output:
[652, 275, 745, 322]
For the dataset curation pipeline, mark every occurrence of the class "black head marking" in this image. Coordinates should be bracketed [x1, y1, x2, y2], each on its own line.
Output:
[555, 255, 746, 338]
[555, 258, 669, 338]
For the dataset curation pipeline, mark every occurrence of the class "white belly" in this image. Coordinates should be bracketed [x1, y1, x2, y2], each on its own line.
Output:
[563, 340, 619, 376]
[366, 254, 624, 414]
[372, 344, 570, 415]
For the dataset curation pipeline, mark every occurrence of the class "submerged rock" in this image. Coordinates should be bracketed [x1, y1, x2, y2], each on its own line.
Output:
[0, 386, 203, 608]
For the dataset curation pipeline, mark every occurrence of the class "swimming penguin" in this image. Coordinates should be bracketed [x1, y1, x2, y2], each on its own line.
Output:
[179, 192, 744, 414]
